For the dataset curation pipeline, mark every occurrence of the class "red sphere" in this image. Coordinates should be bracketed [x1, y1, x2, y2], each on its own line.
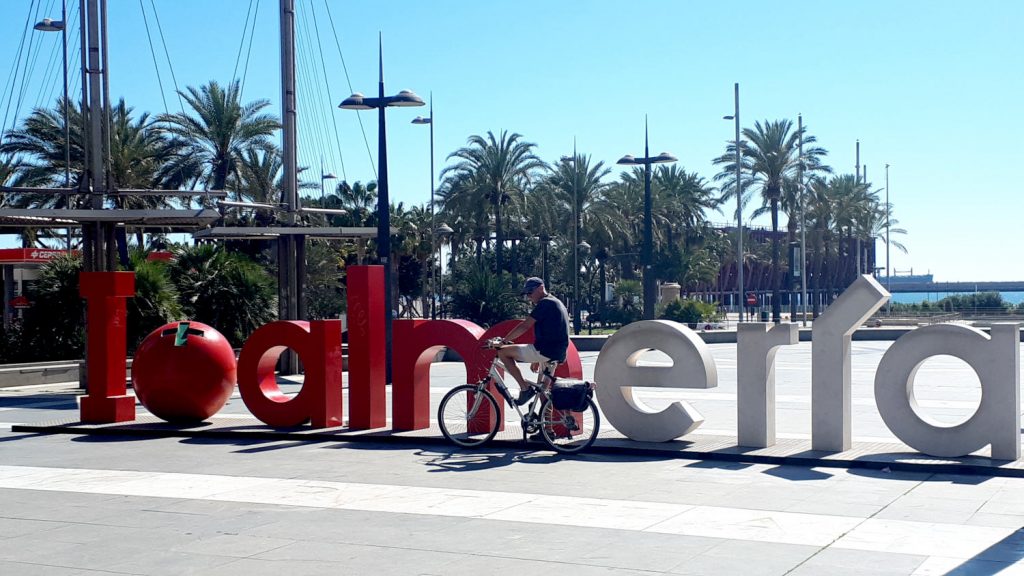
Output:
[132, 321, 237, 422]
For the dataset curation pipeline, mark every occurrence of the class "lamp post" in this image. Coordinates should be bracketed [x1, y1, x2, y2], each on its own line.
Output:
[722, 83, 744, 322]
[561, 146, 585, 335]
[320, 159, 337, 203]
[435, 223, 453, 318]
[617, 118, 676, 320]
[798, 114, 808, 327]
[885, 163, 891, 316]
[411, 98, 437, 318]
[338, 37, 424, 383]
[34, 7, 71, 248]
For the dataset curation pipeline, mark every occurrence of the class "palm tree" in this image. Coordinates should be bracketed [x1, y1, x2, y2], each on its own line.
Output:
[436, 171, 489, 264]
[157, 80, 280, 198]
[548, 153, 610, 327]
[654, 165, 720, 249]
[2, 98, 174, 248]
[0, 96, 84, 193]
[714, 119, 828, 322]
[392, 203, 433, 317]
[168, 244, 277, 347]
[332, 180, 378, 264]
[441, 131, 545, 276]
[594, 169, 645, 280]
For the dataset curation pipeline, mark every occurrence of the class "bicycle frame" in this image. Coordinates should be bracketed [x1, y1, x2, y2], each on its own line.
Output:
[472, 355, 556, 431]
[438, 342, 597, 452]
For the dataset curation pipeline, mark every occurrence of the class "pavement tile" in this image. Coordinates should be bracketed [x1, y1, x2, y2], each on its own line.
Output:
[668, 539, 817, 575]
[911, 555, 1024, 575]
[0, 559, 108, 576]
[787, 548, 926, 575]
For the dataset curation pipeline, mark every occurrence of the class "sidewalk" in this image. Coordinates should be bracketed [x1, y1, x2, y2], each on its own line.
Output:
[3, 340, 1024, 574]
[7, 341, 1024, 476]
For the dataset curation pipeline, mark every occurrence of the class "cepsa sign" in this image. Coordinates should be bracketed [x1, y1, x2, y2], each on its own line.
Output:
[79, 268, 1021, 460]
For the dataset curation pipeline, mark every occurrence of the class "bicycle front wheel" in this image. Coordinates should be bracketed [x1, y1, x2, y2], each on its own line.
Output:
[438, 384, 501, 448]
[540, 398, 600, 454]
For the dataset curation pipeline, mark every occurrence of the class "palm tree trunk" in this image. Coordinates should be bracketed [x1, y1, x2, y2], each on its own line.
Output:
[494, 192, 503, 275]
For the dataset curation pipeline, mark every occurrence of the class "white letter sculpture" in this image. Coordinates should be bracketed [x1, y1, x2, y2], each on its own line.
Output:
[874, 323, 1020, 460]
[594, 320, 717, 442]
[737, 322, 799, 448]
[812, 275, 889, 452]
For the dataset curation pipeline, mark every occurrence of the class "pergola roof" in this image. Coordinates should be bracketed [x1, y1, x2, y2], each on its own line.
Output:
[0, 209, 222, 228]
[193, 226, 384, 240]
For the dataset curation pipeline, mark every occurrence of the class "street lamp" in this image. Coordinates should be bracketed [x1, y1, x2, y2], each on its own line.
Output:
[885, 163, 891, 316]
[338, 37, 424, 383]
[435, 223, 453, 318]
[723, 83, 744, 322]
[798, 114, 808, 327]
[560, 147, 585, 335]
[617, 118, 676, 320]
[34, 7, 71, 248]
[320, 159, 337, 203]
[411, 98, 437, 318]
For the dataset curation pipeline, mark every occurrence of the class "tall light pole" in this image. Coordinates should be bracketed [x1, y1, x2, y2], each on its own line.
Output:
[617, 118, 676, 320]
[34, 7, 71, 248]
[320, 158, 337, 203]
[798, 114, 808, 327]
[885, 163, 891, 316]
[411, 97, 437, 318]
[561, 142, 584, 335]
[723, 83, 744, 321]
[339, 36, 424, 383]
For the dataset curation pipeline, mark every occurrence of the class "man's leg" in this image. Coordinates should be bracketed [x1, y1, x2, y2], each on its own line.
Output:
[497, 346, 529, 391]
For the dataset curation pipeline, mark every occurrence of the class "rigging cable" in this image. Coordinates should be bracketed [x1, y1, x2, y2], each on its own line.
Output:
[138, 0, 170, 115]
[310, 0, 346, 182]
[32, 0, 62, 112]
[238, 0, 261, 100]
[321, 0, 375, 179]
[296, 1, 334, 187]
[231, 0, 256, 85]
[5, 0, 44, 138]
[0, 0, 35, 148]
[34, 20, 62, 111]
[148, 0, 184, 114]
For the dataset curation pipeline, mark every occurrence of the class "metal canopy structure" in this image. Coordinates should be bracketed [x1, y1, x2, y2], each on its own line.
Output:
[0, 209, 222, 229]
[194, 226, 383, 240]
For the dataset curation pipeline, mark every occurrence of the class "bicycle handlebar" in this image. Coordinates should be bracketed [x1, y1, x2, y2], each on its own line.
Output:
[481, 337, 512, 350]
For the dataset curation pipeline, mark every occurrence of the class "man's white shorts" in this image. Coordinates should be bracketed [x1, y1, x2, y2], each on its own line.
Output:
[506, 344, 550, 363]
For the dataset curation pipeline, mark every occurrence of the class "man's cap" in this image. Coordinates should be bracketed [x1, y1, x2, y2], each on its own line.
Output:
[521, 277, 544, 295]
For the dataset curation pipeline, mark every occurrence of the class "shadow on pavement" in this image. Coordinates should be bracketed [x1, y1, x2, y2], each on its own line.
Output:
[416, 447, 561, 472]
[762, 465, 833, 481]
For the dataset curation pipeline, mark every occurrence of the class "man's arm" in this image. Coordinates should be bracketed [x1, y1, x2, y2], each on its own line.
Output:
[504, 316, 536, 342]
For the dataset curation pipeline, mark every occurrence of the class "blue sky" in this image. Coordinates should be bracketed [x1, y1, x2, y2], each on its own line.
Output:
[1, 0, 1021, 281]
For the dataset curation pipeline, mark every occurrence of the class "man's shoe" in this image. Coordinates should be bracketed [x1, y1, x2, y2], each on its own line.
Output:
[515, 388, 536, 406]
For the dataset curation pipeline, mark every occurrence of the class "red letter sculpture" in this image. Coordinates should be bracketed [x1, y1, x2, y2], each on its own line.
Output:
[346, 266, 387, 429]
[237, 320, 343, 428]
[392, 319, 487, 431]
[79, 271, 136, 423]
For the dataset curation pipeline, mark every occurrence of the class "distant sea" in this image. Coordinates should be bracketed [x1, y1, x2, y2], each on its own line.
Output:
[890, 291, 1024, 305]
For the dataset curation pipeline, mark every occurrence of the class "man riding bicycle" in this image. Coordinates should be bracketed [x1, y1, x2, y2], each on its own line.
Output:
[497, 277, 571, 406]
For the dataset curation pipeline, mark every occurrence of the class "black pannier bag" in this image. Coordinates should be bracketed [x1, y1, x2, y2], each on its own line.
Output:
[550, 380, 594, 412]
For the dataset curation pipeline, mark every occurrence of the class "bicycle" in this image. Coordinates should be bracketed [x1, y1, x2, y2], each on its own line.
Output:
[437, 338, 600, 454]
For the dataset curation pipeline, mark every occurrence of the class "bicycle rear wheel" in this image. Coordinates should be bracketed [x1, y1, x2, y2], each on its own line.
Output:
[539, 397, 600, 454]
[438, 384, 501, 448]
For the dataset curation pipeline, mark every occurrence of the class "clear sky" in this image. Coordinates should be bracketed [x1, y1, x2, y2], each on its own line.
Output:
[2, 0, 1021, 282]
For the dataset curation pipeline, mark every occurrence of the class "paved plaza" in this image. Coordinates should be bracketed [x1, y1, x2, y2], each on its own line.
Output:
[1, 341, 1024, 574]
